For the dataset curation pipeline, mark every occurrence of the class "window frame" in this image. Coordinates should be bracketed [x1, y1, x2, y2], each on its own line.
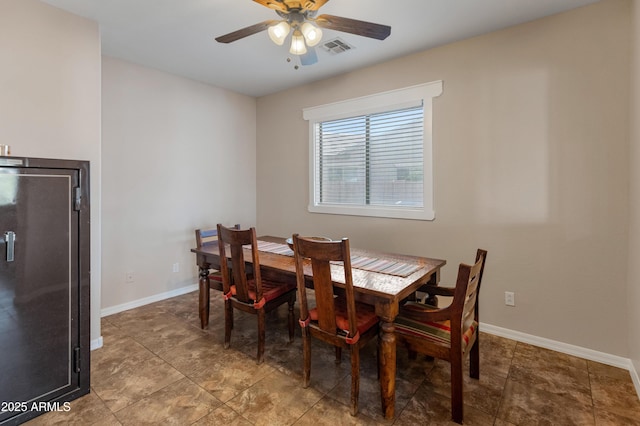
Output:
[303, 81, 443, 221]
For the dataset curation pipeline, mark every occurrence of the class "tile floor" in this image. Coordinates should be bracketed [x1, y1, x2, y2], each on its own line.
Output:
[26, 290, 640, 425]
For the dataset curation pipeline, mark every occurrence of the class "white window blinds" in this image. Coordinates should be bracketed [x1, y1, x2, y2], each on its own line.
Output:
[304, 81, 442, 220]
[314, 105, 424, 207]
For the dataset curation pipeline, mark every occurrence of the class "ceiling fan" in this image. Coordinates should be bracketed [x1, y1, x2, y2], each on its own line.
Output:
[215, 0, 391, 66]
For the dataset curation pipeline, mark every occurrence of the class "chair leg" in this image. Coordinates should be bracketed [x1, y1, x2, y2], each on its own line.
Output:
[451, 356, 464, 424]
[350, 346, 360, 416]
[302, 328, 311, 388]
[257, 309, 266, 364]
[470, 336, 480, 380]
[287, 297, 295, 342]
[198, 270, 210, 329]
[229, 278, 234, 331]
[335, 346, 342, 364]
[224, 300, 233, 349]
[376, 338, 380, 380]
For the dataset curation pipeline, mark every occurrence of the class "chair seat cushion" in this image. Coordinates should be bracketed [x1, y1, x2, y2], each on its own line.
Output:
[208, 272, 223, 282]
[394, 315, 477, 349]
[229, 279, 296, 303]
[208, 272, 224, 291]
[212, 271, 253, 282]
[309, 297, 378, 336]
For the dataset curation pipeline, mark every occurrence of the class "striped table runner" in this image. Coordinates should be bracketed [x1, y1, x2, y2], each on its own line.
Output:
[255, 240, 421, 278]
[256, 241, 294, 256]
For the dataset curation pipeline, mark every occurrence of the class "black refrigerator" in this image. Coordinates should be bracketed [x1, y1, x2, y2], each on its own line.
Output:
[0, 156, 90, 425]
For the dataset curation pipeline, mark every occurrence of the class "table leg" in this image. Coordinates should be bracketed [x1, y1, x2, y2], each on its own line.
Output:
[198, 266, 210, 329]
[379, 319, 396, 420]
[424, 294, 439, 307]
[424, 270, 440, 306]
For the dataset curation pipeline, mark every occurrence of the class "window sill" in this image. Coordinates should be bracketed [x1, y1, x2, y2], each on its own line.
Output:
[308, 203, 435, 221]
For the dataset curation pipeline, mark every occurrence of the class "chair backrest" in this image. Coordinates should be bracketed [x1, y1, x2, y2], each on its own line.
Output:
[452, 249, 487, 337]
[292, 234, 358, 339]
[470, 249, 487, 322]
[217, 224, 263, 305]
[195, 224, 240, 247]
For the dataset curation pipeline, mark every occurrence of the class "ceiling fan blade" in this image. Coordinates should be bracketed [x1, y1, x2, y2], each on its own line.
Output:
[300, 47, 318, 66]
[253, 0, 288, 12]
[215, 20, 278, 43]
[303, 0, 330, 11]
[315, 14, 391, 40]
[254, 0, 329, 12]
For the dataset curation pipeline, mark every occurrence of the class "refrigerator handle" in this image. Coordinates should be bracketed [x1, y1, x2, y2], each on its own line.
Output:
[3, 231, 15, 262]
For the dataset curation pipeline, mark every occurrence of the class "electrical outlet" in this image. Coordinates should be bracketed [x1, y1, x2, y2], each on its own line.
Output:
[172, 262, 180, 273]
[504, 291, 515, 306]
[126, 271, 135, 283]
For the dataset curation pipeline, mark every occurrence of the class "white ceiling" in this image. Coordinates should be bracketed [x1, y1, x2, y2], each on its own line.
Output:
[41, 0, 599, 97]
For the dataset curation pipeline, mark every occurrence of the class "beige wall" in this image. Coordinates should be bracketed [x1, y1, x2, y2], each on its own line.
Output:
[257, 0, 631, 355]
[4, 0, 634, 362]
[101, 57, 257, 309]
[0, 0, 102, 343]
[629, 0, 640, 375]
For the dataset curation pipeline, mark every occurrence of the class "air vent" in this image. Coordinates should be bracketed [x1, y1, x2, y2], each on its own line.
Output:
[321, 38, 355, 54]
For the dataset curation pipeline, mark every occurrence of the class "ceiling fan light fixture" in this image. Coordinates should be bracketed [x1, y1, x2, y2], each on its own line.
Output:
[268, 21, 291, 46]
[300, 22, 322, 47]
[215, 0, 392, 66]
[289, 30, 307, 55]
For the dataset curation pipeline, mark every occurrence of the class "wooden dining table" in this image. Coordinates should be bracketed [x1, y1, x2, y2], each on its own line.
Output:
[191, 236, 446, 420]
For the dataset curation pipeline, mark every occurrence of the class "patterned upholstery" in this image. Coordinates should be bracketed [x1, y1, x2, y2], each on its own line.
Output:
[228, 279, 297, 303]
[308, 297, 379, 337]
[394, 315, 477, 349]
[208, 272, 223, 282]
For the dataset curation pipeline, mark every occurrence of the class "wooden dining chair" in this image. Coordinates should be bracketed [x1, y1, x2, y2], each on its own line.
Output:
[195, 224, 240, 329]
[195, 224, 240, 291]
[217, 224, 297, 364]
[394, 249, 487, 424]
[292, 234, 379, 416]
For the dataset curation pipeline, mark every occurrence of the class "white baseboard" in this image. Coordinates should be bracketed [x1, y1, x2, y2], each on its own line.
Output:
[90, 336, 103, 351]
[481, 322, 632, 370]
[630, 360, 640, 400]
[92, 284, 198, 353]
[483, 323, 640, 400]
[100, 283, 199, 317]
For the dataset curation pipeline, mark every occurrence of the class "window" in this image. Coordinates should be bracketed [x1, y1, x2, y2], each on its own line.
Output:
[303, 81, 443, 220]
[315, 106, 424, 207]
